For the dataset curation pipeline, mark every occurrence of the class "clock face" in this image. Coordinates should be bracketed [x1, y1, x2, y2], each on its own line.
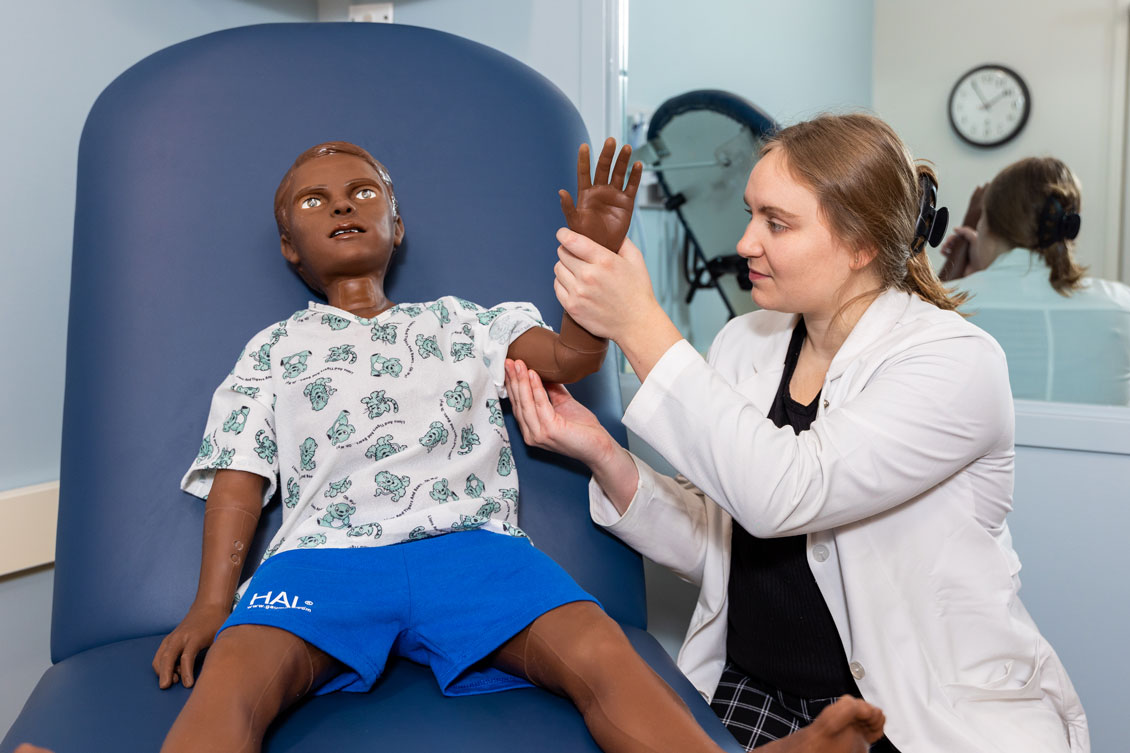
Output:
[948, 64, 1030, 147]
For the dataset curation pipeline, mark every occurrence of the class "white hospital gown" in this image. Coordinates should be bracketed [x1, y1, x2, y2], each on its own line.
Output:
[182, 296, 545, 596]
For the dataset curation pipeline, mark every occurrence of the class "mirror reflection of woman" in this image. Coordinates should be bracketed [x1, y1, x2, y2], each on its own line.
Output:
[943, 157, 1130, 404]
[505, 114, 1089, 752]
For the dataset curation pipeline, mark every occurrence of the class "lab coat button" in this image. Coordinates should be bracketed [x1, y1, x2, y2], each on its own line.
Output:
[812, 545, 829, 562]
[822, 399, 829, 410]
[849, 661, 865, 680]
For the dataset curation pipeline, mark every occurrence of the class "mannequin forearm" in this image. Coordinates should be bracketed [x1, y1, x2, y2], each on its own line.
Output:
[507, 317, 608, 384]
[193, 469, 265, 608]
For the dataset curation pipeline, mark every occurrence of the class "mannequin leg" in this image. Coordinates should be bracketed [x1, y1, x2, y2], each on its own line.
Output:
[492, 601, 885, 753]
[492, 601, 724, 753]
[160, 624, 343, 753]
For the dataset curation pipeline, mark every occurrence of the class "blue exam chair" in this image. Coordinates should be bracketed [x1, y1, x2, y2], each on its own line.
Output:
[2, 22, 740, 752]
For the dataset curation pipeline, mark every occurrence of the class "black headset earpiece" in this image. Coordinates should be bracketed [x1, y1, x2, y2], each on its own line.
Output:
[912, 173, 949, 255]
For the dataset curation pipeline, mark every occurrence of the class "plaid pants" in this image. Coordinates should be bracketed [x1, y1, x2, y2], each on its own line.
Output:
[710, 662, 900, 752]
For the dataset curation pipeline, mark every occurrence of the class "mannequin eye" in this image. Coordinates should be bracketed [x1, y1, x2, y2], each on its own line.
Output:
[356, 188, 378, 200]
[300, 196, 322, 209]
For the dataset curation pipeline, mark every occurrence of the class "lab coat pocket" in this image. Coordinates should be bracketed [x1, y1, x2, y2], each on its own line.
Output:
[943, 645, 1046, 702]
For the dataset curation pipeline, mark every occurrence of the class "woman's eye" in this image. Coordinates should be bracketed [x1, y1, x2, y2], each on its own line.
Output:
[300, 197, 322, 209]
[767, 220, 786, 233]
[356, 188, 377, 200]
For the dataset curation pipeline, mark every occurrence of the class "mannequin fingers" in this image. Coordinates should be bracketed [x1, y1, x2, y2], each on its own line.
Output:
[179, 645, 200, 688]
[624, 160, 643, 199]
[609, 143, 633, 189]
[576, 144, 592, 190]
[154, 638, 179, 688]
[558, 190, 579, 227]
[593, 137, 616, 186]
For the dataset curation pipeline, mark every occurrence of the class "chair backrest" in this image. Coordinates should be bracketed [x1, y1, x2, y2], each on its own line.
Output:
[53, 22, 643, 663]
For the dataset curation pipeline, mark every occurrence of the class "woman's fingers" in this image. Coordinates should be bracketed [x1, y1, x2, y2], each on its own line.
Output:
[507, 360, 544, 444]
[953, 225, 977, 242]
[528, 369, 557, 427]
[555, 250, 582, 288]
[505, 360, 529, 429]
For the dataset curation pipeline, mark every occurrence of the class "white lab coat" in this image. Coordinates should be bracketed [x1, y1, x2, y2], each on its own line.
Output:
[590, 288, 1088, 753]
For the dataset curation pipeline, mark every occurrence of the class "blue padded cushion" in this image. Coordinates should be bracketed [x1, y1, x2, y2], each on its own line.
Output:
[3, 628, 741, 753]
[51, 22, 643, 663]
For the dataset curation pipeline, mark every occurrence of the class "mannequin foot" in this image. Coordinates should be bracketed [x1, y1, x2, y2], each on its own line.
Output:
[758, 696, 885, 753]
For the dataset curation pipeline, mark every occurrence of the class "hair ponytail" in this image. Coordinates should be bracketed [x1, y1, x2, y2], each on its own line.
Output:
[983, 157, 1085, 296]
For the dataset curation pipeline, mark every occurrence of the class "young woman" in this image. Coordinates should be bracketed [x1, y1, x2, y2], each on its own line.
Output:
[505, 114, 1089, 752]
[944, 157, 1130, 404]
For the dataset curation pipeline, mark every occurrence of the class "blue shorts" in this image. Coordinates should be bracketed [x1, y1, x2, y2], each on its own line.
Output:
[219, 530, 598, 696]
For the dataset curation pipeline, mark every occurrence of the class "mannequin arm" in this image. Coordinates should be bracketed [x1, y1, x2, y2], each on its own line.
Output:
[152, 469, 265, 688]
[507, 139, 642, 383]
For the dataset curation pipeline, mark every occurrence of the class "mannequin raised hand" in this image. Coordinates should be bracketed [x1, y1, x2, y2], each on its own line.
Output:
[559, 138, 643, 253]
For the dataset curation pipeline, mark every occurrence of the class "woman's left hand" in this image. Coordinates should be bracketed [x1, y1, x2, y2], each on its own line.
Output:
[554, 230, 684, 382]
[553, 230, 660, 341]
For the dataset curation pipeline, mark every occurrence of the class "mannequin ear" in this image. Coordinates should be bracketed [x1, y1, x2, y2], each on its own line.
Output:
[280, 235, 300, 265]
[392, 215, 405, 248]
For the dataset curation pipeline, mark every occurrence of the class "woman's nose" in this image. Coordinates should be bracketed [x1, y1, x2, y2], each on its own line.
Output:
[736, 224, 761, 257]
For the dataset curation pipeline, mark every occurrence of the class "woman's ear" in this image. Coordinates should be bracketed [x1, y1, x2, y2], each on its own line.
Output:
[850, 244, 879, 271]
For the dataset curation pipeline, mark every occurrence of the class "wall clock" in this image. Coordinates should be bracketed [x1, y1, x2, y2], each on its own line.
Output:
[948, 64, 1030, 148]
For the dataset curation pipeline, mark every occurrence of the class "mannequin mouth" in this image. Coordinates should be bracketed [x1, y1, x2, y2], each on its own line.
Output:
[330, 224, 365, 238]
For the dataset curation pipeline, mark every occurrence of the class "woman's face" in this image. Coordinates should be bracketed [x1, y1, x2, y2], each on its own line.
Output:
[736, 149, 867, 316]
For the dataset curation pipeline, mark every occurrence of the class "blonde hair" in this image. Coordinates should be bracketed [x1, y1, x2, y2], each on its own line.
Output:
[761, 113, 966, 312]
[983, 157, 1085, 295]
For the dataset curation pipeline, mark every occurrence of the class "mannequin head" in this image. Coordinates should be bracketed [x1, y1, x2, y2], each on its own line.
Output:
[274, 142, 405, 296]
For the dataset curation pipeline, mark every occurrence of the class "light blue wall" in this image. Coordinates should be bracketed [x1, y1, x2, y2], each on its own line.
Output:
[627, 0, 874, 351]
[0, 0, 317, 493]
[628, 0, 873, 125]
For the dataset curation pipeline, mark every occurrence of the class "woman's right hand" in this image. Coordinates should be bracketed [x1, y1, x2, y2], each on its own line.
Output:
[151, 601, 230, 689]
[505, 358, 614, 466]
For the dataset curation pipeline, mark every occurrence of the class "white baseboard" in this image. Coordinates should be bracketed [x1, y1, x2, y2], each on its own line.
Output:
[0, 481, 58, 576]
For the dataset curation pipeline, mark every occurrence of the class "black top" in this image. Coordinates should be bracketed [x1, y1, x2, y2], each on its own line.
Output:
[725, 319, 860, 698]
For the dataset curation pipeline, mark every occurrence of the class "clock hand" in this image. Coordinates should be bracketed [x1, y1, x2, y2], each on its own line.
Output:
[970, 79, 990, 109]
[984, 90, 1010, 109]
